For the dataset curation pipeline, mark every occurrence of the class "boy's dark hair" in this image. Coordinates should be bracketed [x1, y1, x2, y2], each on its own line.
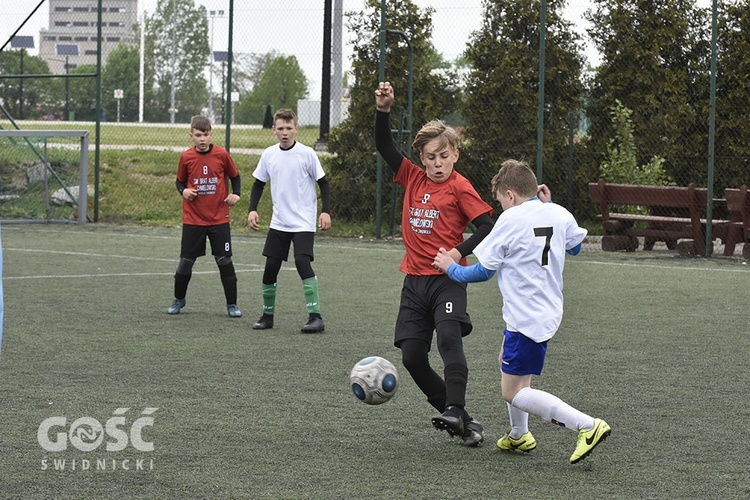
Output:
[190, 115, 212, 133]
[273, 108, 297, 125]
[492, 160, 538, 199]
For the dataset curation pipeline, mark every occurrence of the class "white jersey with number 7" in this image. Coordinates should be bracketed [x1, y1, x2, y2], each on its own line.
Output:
[473, 198, 587, 343]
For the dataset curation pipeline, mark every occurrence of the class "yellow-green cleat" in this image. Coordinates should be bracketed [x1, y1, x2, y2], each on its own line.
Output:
[497, 431, 537, 453]
[570, 418, 611, 464]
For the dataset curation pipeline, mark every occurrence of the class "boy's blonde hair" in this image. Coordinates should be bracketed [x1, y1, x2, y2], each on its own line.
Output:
[412, 120, 460, 153]
[190, 115, 212, 133]
[491, 160, 538, 199]
[274, 108, 298, 125]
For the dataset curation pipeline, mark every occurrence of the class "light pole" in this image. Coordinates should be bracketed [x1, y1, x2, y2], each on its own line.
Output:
[213, 51, 229, 124]
[64, 56, 69, 121]
[206, 9, 226, 121]
[48, 56, 71, 120]
[169, 24, 177, 124]
[19, 49, 25, 119]
[10, 36, 35, 120]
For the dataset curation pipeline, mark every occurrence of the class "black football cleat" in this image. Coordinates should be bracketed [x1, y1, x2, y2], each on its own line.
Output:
[300, 316, 325, 333]
[252, 314, 274, 330]
[461, 418, 484, 447]
[431, 405, 465, 437]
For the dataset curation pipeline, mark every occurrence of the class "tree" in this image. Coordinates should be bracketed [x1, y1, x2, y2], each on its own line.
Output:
[461, 0, 585, 206]
[586, 0, 710, 187]
[66, 64, 99, 122]
[233, 51, 281, 94]
[102, 44, 150, 122]
[327, 0, 458, 224]
[0, 51, 56, 120]
[599, 100, 670, 187]
[145, 0, 209, 123]
[234, 55, 309, 124]
[714, 0, 750, 190]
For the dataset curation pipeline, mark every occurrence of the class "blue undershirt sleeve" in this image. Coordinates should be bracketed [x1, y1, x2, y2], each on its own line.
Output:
[446, 262, 495, 283]
[566, 242, 582, 256]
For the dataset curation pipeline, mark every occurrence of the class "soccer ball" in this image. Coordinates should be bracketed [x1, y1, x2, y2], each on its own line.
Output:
[349, 356, 399, 405]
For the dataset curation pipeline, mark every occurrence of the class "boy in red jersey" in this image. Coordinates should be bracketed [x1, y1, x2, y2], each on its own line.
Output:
[374, 81, 494, 446]
[167, 115, 243, 318]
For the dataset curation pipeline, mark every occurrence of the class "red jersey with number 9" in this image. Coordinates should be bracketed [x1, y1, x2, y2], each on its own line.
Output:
[394, 157, 492, 275]
[177, 145, 239, 226]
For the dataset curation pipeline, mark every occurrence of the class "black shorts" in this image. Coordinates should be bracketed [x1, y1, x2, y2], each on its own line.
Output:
[262, 228, 315, 261]
[394, 274, 472, 349]
[180, 223, 232, 260]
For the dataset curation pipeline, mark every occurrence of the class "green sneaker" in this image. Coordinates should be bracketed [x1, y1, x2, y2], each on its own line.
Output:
[497, 431, 537, 453]
[570, 418, 611, 464]
[167, 298, 186, 315]
[227, 304, 242, 318]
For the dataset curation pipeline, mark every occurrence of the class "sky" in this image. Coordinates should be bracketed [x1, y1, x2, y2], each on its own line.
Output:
[0, 0, 712, 99]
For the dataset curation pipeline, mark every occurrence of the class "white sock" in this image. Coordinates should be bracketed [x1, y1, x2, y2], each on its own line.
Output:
[511, 387, 595, 432]
[506, 401, 529, 439]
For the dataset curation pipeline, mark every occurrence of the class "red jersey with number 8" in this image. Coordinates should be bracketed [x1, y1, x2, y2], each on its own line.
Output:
[177, 145, 239, 226]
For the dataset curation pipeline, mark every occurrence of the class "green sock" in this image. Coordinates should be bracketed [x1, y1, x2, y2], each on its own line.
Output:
[262, 283, 277, 316]
[302, 276, 321, 315]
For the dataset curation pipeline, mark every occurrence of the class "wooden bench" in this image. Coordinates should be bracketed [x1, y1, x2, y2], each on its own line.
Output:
[723, 185, 750, 259]
[588, 180, 731, 255]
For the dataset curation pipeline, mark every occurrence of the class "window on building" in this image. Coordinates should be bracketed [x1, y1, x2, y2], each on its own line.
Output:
[59, 36, 72, 41]
[73, 22, 88, 27]
[55, 7, 72, 12]
[75, 37, 87, 41]
[44, 36, 57, 41]
[106, 37, 121, 42]
[85, 50, 98, 55]
[73, 7, 88, 12]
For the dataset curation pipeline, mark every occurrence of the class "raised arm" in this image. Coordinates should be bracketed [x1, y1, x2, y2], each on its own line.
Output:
[374, 82, 404, 174]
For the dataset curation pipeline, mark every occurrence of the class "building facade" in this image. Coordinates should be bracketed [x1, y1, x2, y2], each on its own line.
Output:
[38, 0, 138, 74]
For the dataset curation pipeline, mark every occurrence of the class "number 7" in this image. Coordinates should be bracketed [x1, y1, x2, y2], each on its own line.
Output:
[534, 227, 553, 265]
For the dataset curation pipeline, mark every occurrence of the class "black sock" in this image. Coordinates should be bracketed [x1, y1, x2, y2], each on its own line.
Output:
[219, 262, 238, 305]
[444, 363, 468, 409]
[174, 272, 191, 300]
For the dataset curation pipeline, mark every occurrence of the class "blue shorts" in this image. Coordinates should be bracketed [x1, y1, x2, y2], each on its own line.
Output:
[501, 328, 547, 376]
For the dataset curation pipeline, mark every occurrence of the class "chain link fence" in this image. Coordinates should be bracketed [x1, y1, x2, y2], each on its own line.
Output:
[1, 0, 748, 251]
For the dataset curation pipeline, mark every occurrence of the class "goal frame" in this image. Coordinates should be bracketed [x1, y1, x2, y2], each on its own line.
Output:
[0, 129, 90, 225]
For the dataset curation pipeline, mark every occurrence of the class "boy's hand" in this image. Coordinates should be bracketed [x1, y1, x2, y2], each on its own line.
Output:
[225, 193, 240, 206]
[247, 211, 260, 231]
[433, 247, 456, 274]
[182, 188, 197, 201]
[319, 212, 331, 230]
[375, 81, 394, 112]
[537, 184, 552, 203]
